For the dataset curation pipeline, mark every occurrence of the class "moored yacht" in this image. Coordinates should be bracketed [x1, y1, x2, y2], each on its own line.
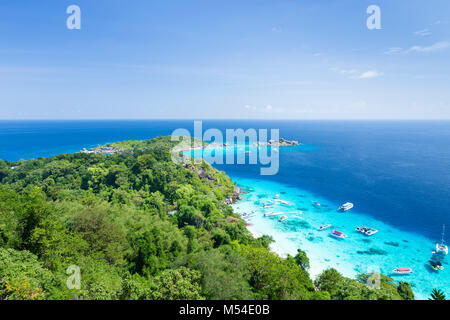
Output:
[338, 202, 354, 212]
[356, 226, 378, 236]
[392, 267, 413, 274]
[264, 212, 282, 217]
[313, 201, 321, 209]
[434, 225, 448, 256]
[330, 230, 347, 239]
[318, 224, 332, 231]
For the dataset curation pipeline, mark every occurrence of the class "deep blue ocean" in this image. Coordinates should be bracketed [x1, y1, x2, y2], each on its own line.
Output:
[1, 120, 448, 241]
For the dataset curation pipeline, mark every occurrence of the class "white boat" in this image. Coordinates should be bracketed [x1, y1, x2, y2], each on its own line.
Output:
[313, 201, 321, 209]
[434, 225, 448, 256]
[264, 212, 283, 217]
[330, 230, 347, 239]
[241, 211, 256, 219]
[278, 215, 288, 222]
[338, 202, 354, 212]
[356, 226, 378, 236]
[318, 224, 332, 231]
[392, 267, 413, 274]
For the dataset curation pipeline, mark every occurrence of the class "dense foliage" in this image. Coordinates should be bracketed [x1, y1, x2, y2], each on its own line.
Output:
[0, 136, 415, 300]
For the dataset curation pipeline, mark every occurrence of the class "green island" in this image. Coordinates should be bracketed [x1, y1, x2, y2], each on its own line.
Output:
[0, 136, 415, 300]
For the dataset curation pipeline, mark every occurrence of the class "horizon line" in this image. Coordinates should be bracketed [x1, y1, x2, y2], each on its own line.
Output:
[1, 118, 450, 121]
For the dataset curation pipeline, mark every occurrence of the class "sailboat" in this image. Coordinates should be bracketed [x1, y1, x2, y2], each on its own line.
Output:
[434, 225, 448, 256]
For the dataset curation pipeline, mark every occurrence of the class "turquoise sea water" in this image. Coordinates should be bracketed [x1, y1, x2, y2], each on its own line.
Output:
[187, 143, 450, 299]
[231, 177, 446, 300]
[1, 120, 449, 299]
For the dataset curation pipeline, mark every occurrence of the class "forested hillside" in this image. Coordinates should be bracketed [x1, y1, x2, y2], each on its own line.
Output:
[0, 136, 413, 300]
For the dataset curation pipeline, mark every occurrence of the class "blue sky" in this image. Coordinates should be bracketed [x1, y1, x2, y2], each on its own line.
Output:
[0, 0, 449, 119]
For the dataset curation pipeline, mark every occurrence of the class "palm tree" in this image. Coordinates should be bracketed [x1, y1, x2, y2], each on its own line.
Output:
[429, 288, 446, 300]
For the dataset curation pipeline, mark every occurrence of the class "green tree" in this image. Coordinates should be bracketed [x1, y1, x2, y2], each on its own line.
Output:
[397, 281, 415, 300]
[150, 267, 204, 300]
[430, 288, 446, 300]
[314, 268, 344, 296]
[293, 249, 310, 271]
[239, 245, 315, 300]
[187, 247, 254, 300]
[0, 248, 59, 300]
[71, 208, 126, 266]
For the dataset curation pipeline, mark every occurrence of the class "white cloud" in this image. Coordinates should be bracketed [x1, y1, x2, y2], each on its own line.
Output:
[339, 68, 358, 75]
[405, 41, 450, 53]
[384, 47, 403, 55]
[244, 104, 283, 113]
[331, 67, 382, 79]
[386, 41, 450, 55]
[359, 70, 382, 79]
[414, 28, 431, 36]
[271, 26, 282, 33]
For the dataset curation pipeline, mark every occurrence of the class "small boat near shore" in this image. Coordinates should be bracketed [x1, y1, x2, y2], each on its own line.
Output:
[356, 226, 378, 236]
[278, 215, 288, 222]
[264, 212, 284, 217]
[392, 267, 413, 274]
[313, 201, 321, 209]
[330, 230, 347, 239]
[338, 202, 354, 212]
[240, 211, 256, 220]
[261, 203, 275, 209]
[272, 198, 291, 205]
[318, 224, 332, 231]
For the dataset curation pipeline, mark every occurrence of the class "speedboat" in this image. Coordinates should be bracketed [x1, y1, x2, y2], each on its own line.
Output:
[434, 225, 448, 256]
[392, 267, 413, 274]
[264, 212, 282, 217]
[313, 201, 321, 209]
[330, 230, 347, 239]
[278, 215, 288, 222]
[429, 259, 444, 272]
[261, 204, 275, 209]
[356, 226, 379, 236]
[318, 224, 332, 231]
[338, 202, 354, 212]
